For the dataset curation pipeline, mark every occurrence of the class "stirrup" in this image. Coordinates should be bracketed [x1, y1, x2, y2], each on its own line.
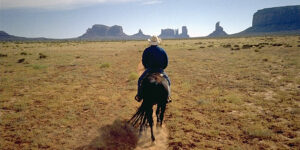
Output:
[135, 95, 142, 102]
[167, 97, 172, 103]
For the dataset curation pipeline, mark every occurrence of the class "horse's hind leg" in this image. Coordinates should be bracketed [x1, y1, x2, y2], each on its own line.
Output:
[156, 104, 161, 124]
[159, 102, 166, 126]
[146, 108, 155, 141]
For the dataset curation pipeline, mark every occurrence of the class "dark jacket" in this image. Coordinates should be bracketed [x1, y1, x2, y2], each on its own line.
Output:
[142, 45, 168, 70]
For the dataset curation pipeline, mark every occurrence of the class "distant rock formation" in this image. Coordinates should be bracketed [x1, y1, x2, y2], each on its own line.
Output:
[0, 31, 17, 40]
[79, 24, 129, 40]
[131, 29, 151, 39]
[207, 22, 228, 37]
[159, 26, 189, 39]
[0, 25, 191, 41]
[159, 28, 175, 39]
[181, 26, 189, 38]
[236, 5, 300, 36]
[0, 31, 50, 41]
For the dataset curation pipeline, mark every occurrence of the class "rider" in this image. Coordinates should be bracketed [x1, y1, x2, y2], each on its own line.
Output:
[135, 35, 171, 102]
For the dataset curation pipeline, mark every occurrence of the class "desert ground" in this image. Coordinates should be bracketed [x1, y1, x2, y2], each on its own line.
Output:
[0, 36, 299, 149]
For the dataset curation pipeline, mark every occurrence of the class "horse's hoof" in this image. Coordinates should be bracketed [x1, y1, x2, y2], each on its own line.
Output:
[151, 136, 155, 141]
[156, 122, 160, 127]
[156, 124, 162, 128]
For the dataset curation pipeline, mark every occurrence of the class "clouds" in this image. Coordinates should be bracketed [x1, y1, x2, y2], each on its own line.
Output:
[0, 0, 163, 9]
[142, 0, 163, 5]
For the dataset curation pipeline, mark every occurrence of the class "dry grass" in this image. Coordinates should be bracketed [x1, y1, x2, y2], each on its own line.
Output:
[0, 36, 300, 149]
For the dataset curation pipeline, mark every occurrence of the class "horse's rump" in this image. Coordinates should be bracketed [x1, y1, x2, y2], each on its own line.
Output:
[141, 72, 169, 104]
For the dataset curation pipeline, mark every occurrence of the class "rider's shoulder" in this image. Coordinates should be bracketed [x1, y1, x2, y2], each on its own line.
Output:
[145, 45, 165, 52]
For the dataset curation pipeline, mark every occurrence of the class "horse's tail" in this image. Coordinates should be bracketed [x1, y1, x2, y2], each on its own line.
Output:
[128, 102, 149, 131]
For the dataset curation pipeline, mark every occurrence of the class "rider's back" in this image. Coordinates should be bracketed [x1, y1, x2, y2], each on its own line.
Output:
[142, 45, 168, 70]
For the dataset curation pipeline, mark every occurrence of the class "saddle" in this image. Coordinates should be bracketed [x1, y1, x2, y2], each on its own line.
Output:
[138, 72, 172, 103]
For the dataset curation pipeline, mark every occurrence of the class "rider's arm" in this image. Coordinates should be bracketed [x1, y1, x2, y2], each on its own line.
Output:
[142, 48, 150, 69]
[137, 61, 145, 76]
[161, 49, 168, 69]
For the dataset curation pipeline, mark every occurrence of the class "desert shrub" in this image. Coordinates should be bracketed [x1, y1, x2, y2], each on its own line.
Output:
[32, 64, 47, 70]
[17, 58, 25, 63]
[290, 108, 300, 114]
[195, 42, 202, 45]
[128, 72, 138, 81]
[288, 137, 300, 147]
[226, 94, 243, 104]
[231, 47, 240, 51]
[20, 52, 27, 55]
[245, 125, 273, 139]
[100, 63, 110, 68]
[284, 44, 292, 47]
[12, 101, 27, 112]
[242, 44, 252, 49]
[258, 42, 269, 45]
[258, 45, 264, 49]
[0, 53, 8, 57]
[196, 99, 209, 105]
[223, 44, 231, 48]
[272, 43, 283, 47]
[187, 48, 195, 51]
[228, 146, 243, 150]
[39, 53, 47, 59]
[263, 58, 268, 62]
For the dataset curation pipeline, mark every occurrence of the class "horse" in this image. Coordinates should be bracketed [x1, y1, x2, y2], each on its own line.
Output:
[129, 72, 169, 141]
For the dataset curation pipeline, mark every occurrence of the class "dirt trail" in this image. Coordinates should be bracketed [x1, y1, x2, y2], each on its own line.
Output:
[135, 124, 169, 150]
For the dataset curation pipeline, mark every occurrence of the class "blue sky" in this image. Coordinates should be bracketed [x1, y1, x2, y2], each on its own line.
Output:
[0, 0, 299, 38]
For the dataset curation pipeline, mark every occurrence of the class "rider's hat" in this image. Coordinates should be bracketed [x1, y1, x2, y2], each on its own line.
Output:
[148, 35, 161, 45]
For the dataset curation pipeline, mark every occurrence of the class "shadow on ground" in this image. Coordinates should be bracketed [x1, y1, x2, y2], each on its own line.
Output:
[75, 119, 139, 150]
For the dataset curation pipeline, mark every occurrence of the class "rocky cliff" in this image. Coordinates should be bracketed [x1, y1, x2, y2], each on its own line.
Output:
[237, 5, 300, 35]
[253, 6, 300, 27]
[0, 31, 51, 41]
[159, 26, 189, 39]
[79, 24, 128, 40]
[207, 22, 228, 37]
[0, 31, 17, 40]
[131, 29, 151, 39]
[1, 25, 191, 41]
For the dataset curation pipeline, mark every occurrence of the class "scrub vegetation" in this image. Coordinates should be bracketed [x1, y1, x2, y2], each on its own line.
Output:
[0, 36, 299, 149]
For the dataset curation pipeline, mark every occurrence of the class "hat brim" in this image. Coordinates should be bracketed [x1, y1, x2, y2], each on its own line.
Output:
[148, 38, 161, 45]
[149, 41, 159, 45]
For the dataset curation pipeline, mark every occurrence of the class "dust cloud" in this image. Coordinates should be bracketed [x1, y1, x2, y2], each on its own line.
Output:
[76, 119, 168, 150]
[135, 124, 169, 150]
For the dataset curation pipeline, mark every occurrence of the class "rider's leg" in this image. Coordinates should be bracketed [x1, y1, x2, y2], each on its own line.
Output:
[136, 69, 149, 101]
[161, 71, 172, 102]
[161, 71, 171, 86]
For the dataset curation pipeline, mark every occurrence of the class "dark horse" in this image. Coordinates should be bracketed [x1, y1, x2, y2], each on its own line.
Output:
[129, 72, 169, 141]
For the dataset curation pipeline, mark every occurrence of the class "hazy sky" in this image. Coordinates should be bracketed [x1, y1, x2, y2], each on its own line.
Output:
[0, 0, 299, 38]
